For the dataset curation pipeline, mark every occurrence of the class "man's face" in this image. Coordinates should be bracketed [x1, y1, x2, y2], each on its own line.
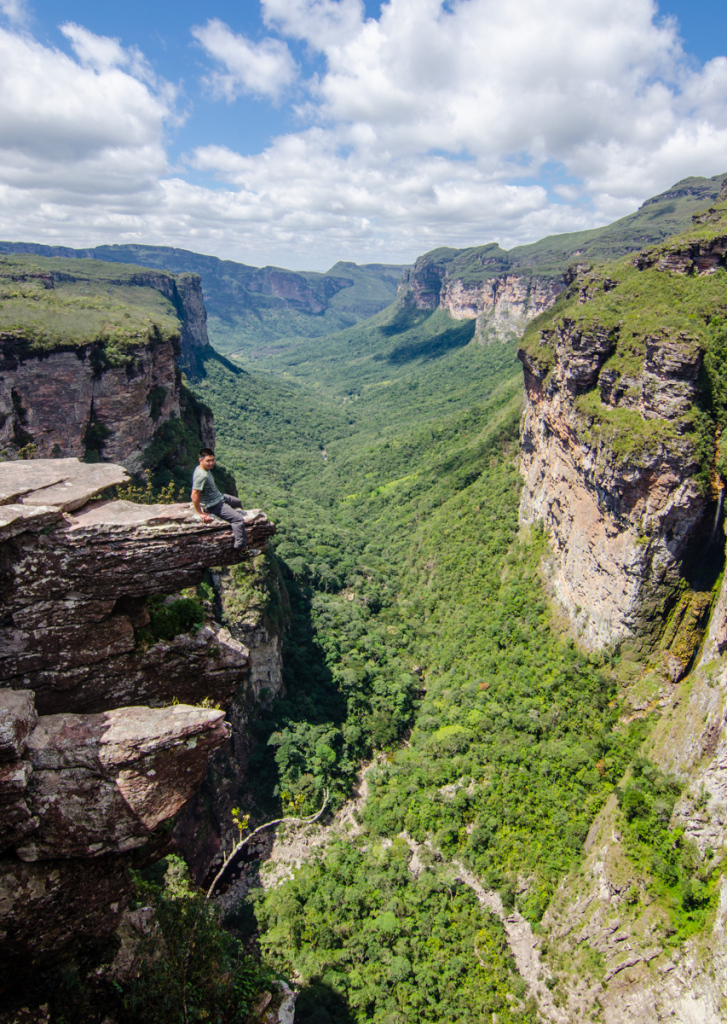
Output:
[200, 454, 216, 470]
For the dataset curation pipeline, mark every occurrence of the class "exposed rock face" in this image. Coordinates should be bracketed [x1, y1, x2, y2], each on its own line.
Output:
[15, 702, 229, 861]
[517, 241, 720, 648]
[439, 274, 563, 341]
[0, 459, 276, 983]
[0, 687, 230, 979]
[175, 571, 286, 884]
[0, 335, 182, 473]
[0, 265, 212, 469]
[0, 458, 128, 511]
[399, 252, 563, 343]
[0, 464, 275, 713]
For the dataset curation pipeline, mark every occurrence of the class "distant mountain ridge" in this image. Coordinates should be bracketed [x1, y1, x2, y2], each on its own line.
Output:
[400, 172, 727, 343]
[2, 172, 725, 361]
[0, 240, 407, 355]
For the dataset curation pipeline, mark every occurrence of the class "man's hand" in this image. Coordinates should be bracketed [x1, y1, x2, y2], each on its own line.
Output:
[191, 489, 212, 523]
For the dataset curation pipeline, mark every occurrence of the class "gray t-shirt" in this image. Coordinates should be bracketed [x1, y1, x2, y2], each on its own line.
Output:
[192, 466, 224, 510]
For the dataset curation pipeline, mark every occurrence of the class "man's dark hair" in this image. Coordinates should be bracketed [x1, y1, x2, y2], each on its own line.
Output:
[199, 447, 215, 458]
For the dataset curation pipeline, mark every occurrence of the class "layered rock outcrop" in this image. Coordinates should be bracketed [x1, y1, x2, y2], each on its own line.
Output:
[400, 248, 563, 343]
[0, 461, 274, 713]
[175, 568, 286, 884]
[0, 458, 276, 984]
[517, 221, 727, 649]
[0, 258, 214, 469]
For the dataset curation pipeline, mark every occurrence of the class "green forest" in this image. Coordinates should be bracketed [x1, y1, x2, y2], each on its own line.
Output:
[159, 240, 724, 1021]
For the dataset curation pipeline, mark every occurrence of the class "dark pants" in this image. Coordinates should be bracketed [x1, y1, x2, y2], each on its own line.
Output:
[208, 494, 247, 549]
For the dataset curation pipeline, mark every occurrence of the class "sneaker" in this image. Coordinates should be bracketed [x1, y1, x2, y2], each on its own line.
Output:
[247, 547, 261, 557]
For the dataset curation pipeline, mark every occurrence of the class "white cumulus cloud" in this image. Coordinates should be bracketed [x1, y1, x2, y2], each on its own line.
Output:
[192, 18, 298, 103]
[0, 1, 726, 268]
[184, 0, 727, 262]
[0, 0, 28, 25]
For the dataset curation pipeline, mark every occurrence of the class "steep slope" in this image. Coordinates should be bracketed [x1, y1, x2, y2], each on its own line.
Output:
[400, 172, 727, 343]
[518, 188, 727, 654]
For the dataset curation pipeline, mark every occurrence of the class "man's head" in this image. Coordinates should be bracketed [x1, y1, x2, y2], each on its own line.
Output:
[199, 447, 215, 470]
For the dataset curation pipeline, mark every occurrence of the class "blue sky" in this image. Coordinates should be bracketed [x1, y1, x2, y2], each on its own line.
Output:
[0, 0, 726, 269]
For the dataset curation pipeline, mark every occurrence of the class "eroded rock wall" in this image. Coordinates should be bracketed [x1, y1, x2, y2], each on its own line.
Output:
[399, 252, 563, 342]
[0, 459, 276, 985]
[175, 570, 286, 884]
[516, 233, 726, 649]
[0, 334, 182, 472]
[440, 274, 563, 342]
[0, 268, 212, 469]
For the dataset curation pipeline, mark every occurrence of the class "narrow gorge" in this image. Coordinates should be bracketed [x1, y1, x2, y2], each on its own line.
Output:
[2, 173, 727, 1024]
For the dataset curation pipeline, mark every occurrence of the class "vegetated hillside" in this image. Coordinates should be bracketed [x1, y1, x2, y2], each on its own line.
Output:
[0, 240, 406, 355]
[190, 322, 635, 1021]
[0, 253, 181, 355]
[189, 191, 727, 1022]
[408, 172, 727, 293]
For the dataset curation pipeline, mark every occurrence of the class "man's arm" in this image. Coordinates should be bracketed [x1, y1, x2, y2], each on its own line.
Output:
[191, 489, 212, 523]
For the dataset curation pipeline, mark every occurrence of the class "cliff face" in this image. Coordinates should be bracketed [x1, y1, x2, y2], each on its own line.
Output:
[1, 333, 182, 472]
[517, 206, 727, 652]
[175, 566, 286, 884]
[0, 257, 213, 469]
[398, 246, 558, 343]
[0, 458, 276, 986]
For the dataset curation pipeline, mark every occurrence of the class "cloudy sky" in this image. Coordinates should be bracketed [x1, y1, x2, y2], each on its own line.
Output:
[0, 0, 726, 269]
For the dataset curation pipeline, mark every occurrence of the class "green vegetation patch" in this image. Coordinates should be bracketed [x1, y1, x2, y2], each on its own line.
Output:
[257, 839, 535, 1024]
[119, 856, 269, 1024]
[574, 393, 682, 465]
[616, 760, 721, 942]
[0, 254, 180, 360]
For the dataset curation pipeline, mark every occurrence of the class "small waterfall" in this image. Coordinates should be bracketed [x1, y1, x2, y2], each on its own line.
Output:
[710, 487, 724, 546]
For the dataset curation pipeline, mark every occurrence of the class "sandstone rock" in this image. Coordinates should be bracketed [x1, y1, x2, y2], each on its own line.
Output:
[399, 253, 563, 343]
[0, 848, 133, 986]
[444, 274, 563, 343]
[15, 462, 129, 512]
[174, 571, 285, 884]
[0, 337, 181, 473]
[0, 458, 128, 512]
[634, 235, 727, 276]
[518, 261, 709, 648]
[0, 760, 35, 851]
[0, 484, 273, 713]
[0, 690, 37, 759]
[0, 504, 63, 542]
[15, 704, 230, 860]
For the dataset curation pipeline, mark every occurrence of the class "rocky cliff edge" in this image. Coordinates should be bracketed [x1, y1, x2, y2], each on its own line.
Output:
[0, 458, 275, 986]
[518, 198, 727, 655]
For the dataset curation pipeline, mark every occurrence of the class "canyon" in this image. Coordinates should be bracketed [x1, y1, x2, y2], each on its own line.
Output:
[3, 172, 727, 1024]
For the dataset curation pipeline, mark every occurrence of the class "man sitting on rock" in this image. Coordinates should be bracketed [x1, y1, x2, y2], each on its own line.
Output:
[191, 448, 257, 554]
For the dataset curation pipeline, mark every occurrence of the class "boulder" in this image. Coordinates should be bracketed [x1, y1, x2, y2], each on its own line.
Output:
[16, 704, 230, 860]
